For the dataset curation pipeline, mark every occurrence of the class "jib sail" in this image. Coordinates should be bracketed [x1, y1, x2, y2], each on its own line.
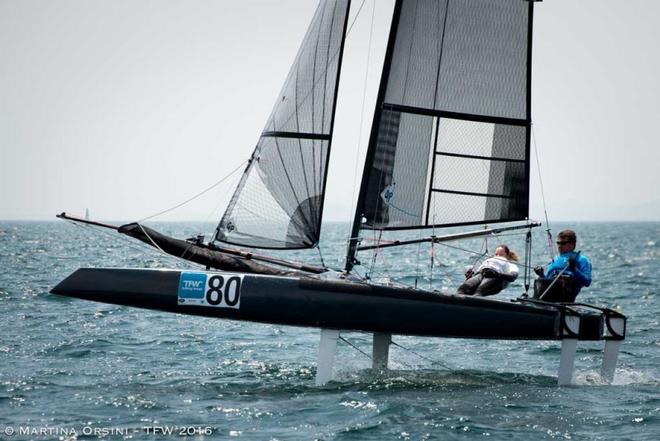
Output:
[215, 0, 350, 249]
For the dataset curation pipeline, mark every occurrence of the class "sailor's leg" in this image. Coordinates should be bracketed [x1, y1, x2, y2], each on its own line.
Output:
[458, 273, 482, 295]
[316, 329, 340, 386]
[475, 276, 505, 297]
[372, 333, 392, 370]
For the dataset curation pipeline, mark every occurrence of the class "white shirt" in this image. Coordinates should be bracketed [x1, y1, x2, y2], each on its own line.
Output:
[477, 256, 519, 280]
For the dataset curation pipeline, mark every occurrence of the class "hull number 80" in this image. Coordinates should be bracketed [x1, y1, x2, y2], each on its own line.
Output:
[206, 275, 241, 307]
[178, 272, 243, 309]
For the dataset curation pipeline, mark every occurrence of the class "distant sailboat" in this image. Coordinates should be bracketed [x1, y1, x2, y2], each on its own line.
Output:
[52, 0, 625, 386]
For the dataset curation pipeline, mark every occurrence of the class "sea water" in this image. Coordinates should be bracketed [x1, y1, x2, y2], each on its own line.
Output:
[0, 221, 658, 440]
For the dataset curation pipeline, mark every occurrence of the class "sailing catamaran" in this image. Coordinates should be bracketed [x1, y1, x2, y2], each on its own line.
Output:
[52, 0, 626, 386]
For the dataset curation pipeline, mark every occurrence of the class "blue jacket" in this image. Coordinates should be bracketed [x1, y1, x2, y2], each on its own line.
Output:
[545, 251, 592, 295]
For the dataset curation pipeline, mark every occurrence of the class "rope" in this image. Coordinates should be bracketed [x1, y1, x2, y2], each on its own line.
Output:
[430, 239, 435, 289]
[138, 159, 247, 222]
[532, 126, 554, 260]
[368, 230, 382, 278]
[539, 264, 570, 300]
[346, 0, 368, 36]
[317, 245, 326, 268]
[136, 223, 169, 255]
[436, 239, 539, 272]
[354, 226, 539, 290]
[414, 229, 424, 289]
[468, 240, 489, 275]
[523, 230, 533, 296]
[63, 219, 193, 269]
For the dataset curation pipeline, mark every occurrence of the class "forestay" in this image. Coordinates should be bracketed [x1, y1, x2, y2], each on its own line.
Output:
[215, 0, 350, 249]
[356, 0, 533, 231]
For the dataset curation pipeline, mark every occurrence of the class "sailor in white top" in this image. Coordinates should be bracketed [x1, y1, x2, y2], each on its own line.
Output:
[458, 245, 519, 297]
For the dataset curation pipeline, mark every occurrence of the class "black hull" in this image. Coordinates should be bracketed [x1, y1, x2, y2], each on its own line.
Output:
[51, 268, 615, 340]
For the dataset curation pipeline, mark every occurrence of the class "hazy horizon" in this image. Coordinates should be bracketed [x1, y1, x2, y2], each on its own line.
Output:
[2, 217, 659, 224]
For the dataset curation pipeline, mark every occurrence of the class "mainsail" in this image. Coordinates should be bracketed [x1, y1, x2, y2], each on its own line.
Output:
[214, 0, 351, 249]
[358, 0, 532, 229]
[347, 0, 534, 267]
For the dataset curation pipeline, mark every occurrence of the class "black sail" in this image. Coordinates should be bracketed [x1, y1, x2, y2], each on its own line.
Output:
[215, 0, 350, 249]
[354, 0, 533, 233]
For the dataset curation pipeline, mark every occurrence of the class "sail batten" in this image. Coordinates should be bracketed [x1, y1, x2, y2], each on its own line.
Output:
[215, 0, 351, 250]
[382, 103, 528, 126]
[262, 131, 331, 140]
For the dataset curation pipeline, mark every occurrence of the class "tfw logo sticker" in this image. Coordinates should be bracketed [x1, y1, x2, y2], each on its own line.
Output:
[178, 272, 206, 300]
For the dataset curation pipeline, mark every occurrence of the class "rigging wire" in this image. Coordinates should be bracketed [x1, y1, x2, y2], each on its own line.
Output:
[532, 125, 554, 260]
[347, 0, 377, 249]
[202, 167, 245, 238]
[63, 219, 194, 270]
[355, 225, 540, 291]
[337, 335, 452, 371]
[138, 159, 248, 223]
[468, 240, 489, 274]
[390, 340, 451, 370]
[317, 245, 327, 268]
[346, 0, 368, 36]
[430, 239, 435, 289]
[368, 229, 382, 278]
[435, 234, 540, 272]
[429, 216, 437, 289]
[338, 335, 372, 360]
[136, 222, 180, 261]
[523, 229, 533, 296]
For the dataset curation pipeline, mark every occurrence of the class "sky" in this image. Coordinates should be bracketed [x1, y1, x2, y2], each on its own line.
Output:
[1, 0, 659, 222]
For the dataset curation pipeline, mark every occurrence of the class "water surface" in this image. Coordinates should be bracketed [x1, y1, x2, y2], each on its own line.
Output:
[0, 221, 658, 440]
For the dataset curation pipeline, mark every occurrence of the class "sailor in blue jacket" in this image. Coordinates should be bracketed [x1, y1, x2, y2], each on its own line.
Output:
[536, 229, 592, 297]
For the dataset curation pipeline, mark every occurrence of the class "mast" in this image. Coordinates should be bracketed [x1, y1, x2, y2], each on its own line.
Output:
[525, 0, 536, 222]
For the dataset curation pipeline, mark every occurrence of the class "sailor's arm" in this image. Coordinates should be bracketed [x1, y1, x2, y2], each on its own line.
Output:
[543, 257, 562, 278]
[572, 256, 592, 287]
